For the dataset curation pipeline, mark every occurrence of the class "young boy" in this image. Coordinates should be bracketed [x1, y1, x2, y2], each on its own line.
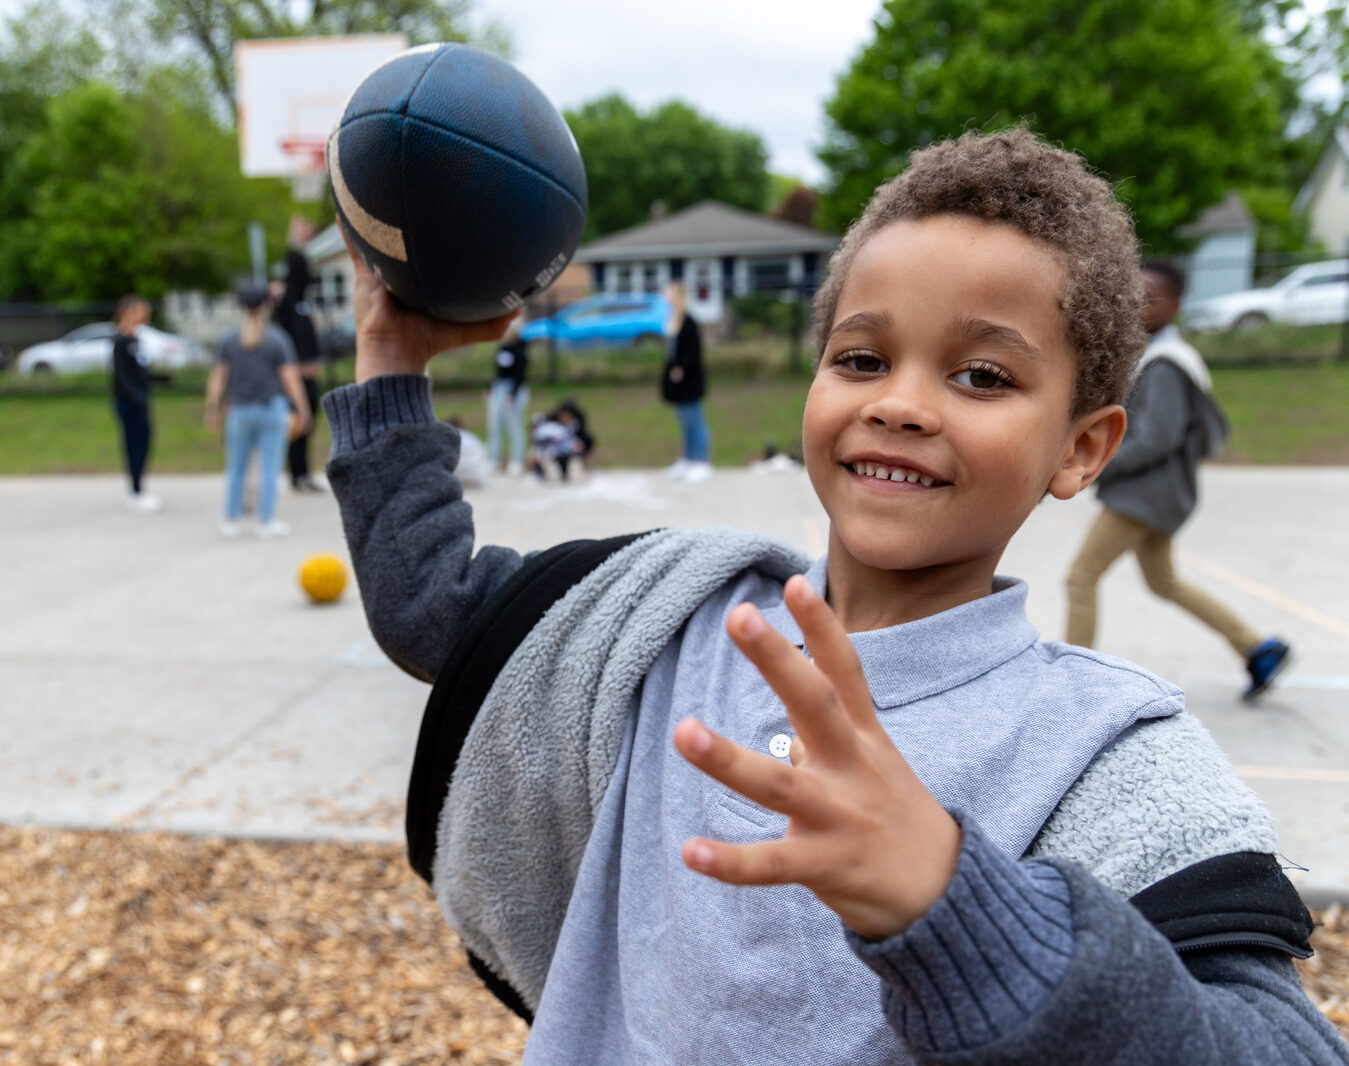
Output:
[324, 130, 1348, 1063]
[1066, 260, 1292, 700]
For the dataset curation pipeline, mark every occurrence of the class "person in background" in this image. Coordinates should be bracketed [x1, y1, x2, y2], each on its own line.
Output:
[273, 215, 325, 493]
[205, 288, 312, 538]
[527, 398, 594, 481]
[661, 279, 712, 483]
[1065, 259, 1292, 700]
[486, 317, 530, 475]
[111, 294, 162, 513]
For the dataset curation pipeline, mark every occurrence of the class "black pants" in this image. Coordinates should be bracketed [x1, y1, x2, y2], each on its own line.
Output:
[287, 374, 321, 483]
[116, 400, 151, 494]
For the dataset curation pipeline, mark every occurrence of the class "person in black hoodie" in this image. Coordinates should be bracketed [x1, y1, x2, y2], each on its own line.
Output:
[110, 294, 162, 513]
[273, 215, 325, 492]
[660, 280, 712, 482]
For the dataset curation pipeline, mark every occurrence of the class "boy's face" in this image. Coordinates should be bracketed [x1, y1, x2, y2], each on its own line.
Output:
[804, 215, 1106, 586]
[1140, 269, 1179, 334]
[119, 301, 150, 331]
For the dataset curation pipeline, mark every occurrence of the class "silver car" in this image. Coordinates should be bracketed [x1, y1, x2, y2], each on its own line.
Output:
[14, 323, 209, 376]
[1184, 260, 1349, 331]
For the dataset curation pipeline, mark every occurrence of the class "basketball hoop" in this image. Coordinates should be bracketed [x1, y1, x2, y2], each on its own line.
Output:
[279, 136, 329, 202]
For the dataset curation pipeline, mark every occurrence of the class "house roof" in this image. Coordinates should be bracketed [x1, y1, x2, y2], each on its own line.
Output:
[575, 200, 838, 262]
[306, 223, 347, 265]
[1178, 191, 1254, 238]
[1294, 125, 1349, 215]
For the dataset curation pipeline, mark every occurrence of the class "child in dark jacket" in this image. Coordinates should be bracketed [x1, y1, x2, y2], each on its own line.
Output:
[1065, 259, 1291, 700]
[323, 130, 1348, 1064]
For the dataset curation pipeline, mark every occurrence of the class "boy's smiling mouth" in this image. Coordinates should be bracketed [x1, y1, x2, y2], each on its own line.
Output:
[844, 460, 950, 487]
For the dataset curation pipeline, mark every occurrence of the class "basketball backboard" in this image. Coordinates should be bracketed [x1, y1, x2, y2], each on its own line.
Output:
[235, 34, 409, 179]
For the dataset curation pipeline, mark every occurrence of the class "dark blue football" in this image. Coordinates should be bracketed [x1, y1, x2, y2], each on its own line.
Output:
[326, 43, 588, 322]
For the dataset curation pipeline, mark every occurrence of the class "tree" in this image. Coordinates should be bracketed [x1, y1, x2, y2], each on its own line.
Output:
[141, 0, 508, 113]
[565, 95, 770, 239]
[818, 0, 1296, 250]
[0, 75, 290, 300]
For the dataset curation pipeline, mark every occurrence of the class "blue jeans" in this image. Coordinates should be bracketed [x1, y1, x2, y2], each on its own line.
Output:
[486, 380, 529, 466]
[673, 400, 710, 462]
[224, 395, 290, 521]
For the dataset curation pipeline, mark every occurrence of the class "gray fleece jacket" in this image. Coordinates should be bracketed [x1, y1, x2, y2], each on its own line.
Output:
[324, 375, 1348, 1065]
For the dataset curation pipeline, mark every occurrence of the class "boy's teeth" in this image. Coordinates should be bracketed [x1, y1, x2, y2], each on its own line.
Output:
[852, 462, 937, 486]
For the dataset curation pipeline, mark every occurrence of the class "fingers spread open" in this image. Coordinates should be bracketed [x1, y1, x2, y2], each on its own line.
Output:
[682, 836, 811, 886]
[726, 601, 853, 762]
[673, 719, 817, 819]
[783, 576, 879, 730]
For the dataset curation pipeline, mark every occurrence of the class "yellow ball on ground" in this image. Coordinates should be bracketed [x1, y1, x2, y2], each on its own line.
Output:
[299, 553, 348, 604]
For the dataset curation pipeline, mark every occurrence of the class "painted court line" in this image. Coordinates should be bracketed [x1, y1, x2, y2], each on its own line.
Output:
[1179, 551, 1349, 644]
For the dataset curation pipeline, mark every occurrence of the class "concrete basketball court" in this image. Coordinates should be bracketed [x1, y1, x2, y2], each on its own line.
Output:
[3, 463, 1348, 903]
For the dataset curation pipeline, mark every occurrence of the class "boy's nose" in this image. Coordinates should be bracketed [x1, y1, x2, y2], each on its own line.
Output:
[861, 373, 943, 434]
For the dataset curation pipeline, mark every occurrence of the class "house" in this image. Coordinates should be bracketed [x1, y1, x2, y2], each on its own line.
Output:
[1294, 125, 1349, 255]
[1178, 192, 1256, 307]
[573, 200, 839, 326]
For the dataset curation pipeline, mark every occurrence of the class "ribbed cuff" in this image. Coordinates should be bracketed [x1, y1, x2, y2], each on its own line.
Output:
[321, 374, 438, 458]
[847, 816, 1075, 1055]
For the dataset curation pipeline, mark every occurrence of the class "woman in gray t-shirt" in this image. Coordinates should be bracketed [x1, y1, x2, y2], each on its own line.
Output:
[204, 287, 311, 537]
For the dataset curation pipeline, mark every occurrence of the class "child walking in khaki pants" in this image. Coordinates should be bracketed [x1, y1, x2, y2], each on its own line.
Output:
[1064, 260, 1290, 700]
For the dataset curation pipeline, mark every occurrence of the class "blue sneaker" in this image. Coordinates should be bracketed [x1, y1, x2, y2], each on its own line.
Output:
[1243, 638, 1291, 701]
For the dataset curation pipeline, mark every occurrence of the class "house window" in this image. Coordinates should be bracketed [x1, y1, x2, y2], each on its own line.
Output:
[694, 264, 714, 302]
[643, 263, 661, 293]
[330, 271, 347, 307]
[614, 265, 632, 293]
[749, 258, 791, 291]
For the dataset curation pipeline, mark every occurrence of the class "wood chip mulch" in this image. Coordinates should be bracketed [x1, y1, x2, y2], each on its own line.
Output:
[2, 825, 1346, 1064]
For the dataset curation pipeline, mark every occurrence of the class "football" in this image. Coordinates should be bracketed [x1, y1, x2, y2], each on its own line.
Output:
[326, 43, 588, 322]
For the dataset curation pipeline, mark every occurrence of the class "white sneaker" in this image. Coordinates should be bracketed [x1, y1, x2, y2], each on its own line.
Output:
[126, 492, 163, 513]
[681, 461, 714, 484]
[218, 520, 243, 539]
[505, 460, 524, 477]
[257, 519, 291, 539]
[663, 458, 691, 480]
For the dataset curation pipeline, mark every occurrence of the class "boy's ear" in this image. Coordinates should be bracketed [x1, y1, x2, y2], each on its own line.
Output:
[1047, 404, 1127, 500]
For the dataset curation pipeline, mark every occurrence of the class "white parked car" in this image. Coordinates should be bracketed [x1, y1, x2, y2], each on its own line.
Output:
[14, 323, 209, 376]
[1183, 260, 1349, 331]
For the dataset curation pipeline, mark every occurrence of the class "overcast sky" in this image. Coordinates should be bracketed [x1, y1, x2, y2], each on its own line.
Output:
[472, 0, 883, 184]
[0, 0, 882, 185]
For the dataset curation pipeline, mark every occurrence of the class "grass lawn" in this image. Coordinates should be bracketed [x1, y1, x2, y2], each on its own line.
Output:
[2, 350, 1347, 475]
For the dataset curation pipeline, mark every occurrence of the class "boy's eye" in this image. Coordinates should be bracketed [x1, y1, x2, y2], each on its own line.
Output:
[832, 350, 886, 374]
[952, 363, 1013, 391]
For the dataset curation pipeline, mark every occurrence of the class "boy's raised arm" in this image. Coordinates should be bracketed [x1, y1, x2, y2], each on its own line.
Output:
[323, 229, 524, 682]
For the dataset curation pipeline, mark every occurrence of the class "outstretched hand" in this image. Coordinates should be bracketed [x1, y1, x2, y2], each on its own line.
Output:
[673, 575, 962, 942]
[340, 222, 518, 383]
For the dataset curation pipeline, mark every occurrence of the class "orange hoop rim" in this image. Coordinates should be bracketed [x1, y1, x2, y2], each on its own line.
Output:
[278, 135, 328, 174]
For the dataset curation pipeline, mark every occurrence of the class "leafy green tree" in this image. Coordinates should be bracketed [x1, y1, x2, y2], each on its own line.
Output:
[819, 0, 1295, 250]
[565, 94, 770, 239]
[0, 76, 290, 300]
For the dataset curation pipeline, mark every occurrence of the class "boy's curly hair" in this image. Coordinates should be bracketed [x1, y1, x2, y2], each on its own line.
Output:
[813, 128, 1146, 413]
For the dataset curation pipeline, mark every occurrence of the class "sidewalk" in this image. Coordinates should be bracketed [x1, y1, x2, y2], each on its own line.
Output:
[3, 465, 1347, 902]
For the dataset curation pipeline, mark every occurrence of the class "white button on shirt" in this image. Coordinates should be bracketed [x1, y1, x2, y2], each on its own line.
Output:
[768, 733, 793, 759]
